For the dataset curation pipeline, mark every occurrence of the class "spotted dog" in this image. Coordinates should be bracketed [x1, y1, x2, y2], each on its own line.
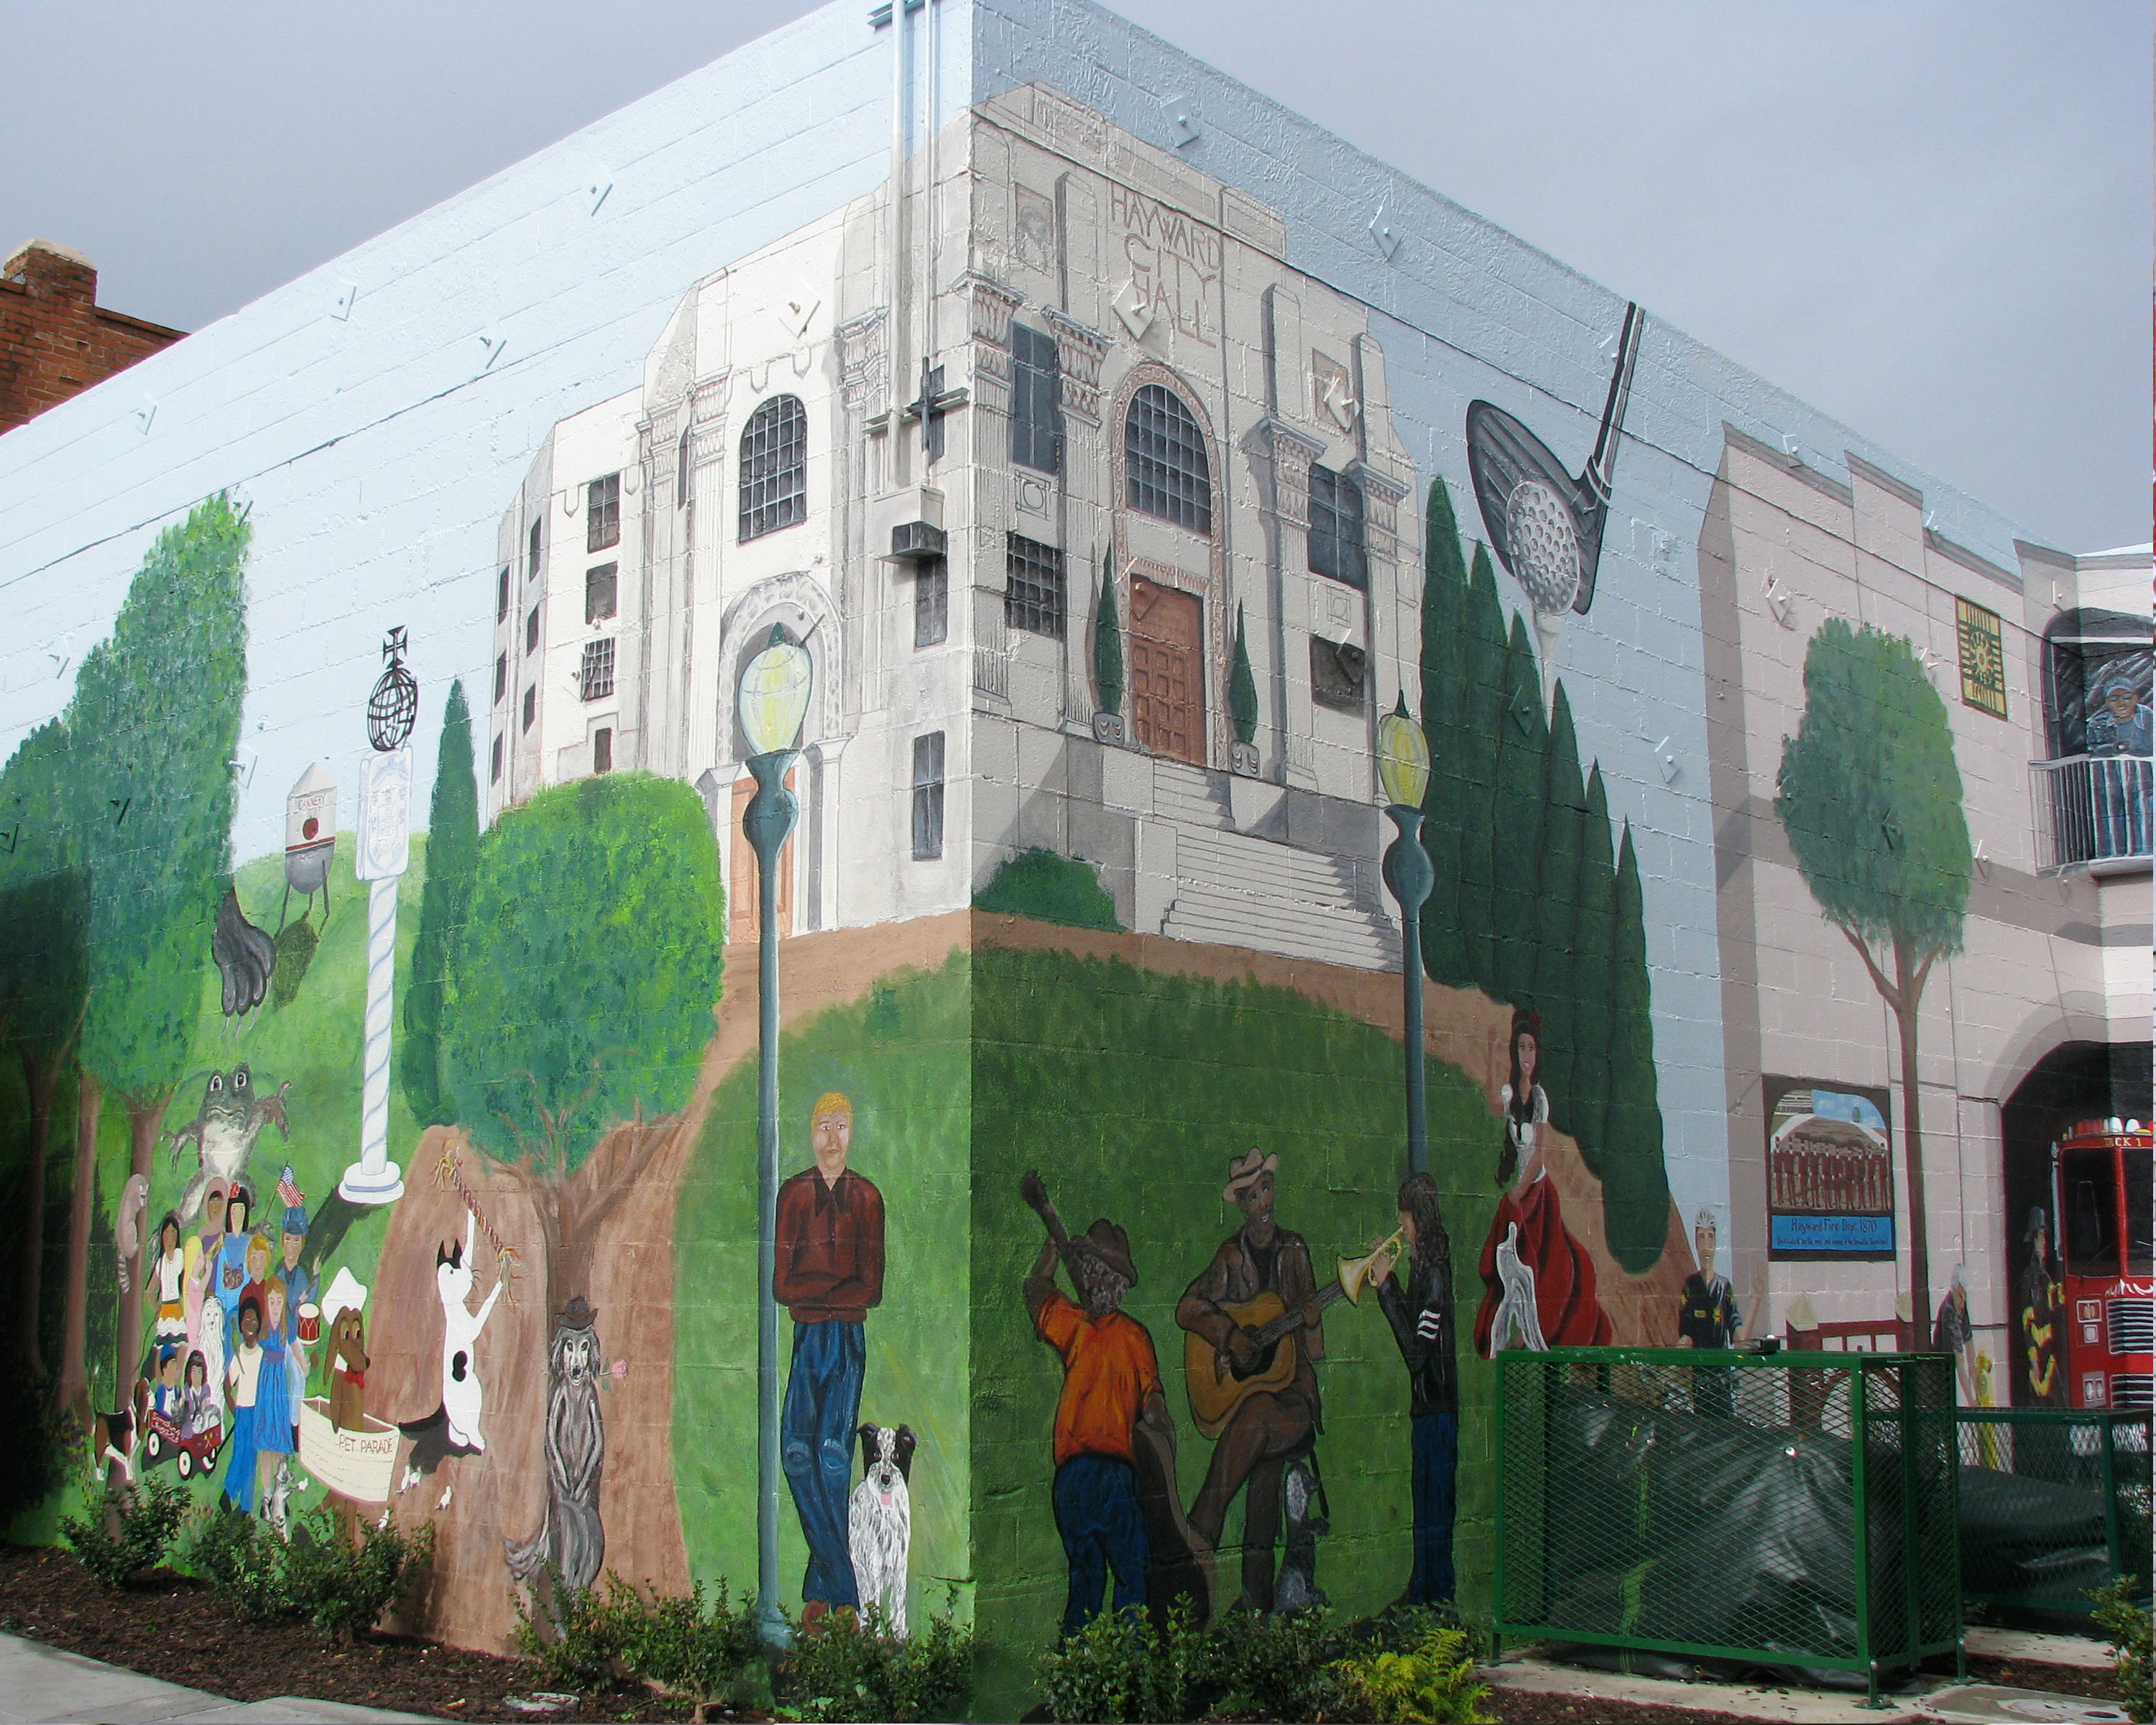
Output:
[847, 1423, 916, 1637]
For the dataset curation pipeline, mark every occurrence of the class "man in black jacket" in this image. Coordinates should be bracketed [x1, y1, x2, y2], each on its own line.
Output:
[1373, 1172, 1458, 1605]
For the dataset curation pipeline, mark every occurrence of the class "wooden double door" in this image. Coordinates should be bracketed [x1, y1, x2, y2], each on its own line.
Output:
[1128, 575, 1204, 766]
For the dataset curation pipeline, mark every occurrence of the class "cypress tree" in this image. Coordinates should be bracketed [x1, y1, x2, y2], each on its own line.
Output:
[1093, 548, 1125, 718]
[1489, 613, 1547, 1007]
[1567, 763, 1616, 1164]
[404, 678, 479, 1126]
[1418, 478, 1469, 985]
[1228, 602, 1258, 745]
[1603, 822, 1671, 1271]
[1531, 684, 1587, 1133]
[1455, 543, 1508, 992]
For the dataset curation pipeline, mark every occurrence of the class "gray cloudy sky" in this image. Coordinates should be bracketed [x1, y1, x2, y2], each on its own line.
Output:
[8, 1, 2148, 552]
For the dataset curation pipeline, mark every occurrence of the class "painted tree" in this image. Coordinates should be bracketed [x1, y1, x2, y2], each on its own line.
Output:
[0, 720, 90, 1376]
[1489, 613, 1547, 1007]
[1600, 823, 1672, 1270]
[447, 770, 724, 1320]
[1776, 618, 1970, 1326]
[60, 495, 249, 1410]
[1455, 543, 1508, 989]
[1566, 765, 1618, 1166]
[1228, 602, 1258, 747]
[1417, 478, 1469, 986]
[1530, 686, 1588, 1134]
[1092, 549, 1124, 719]
[402, 679, 479, 1125]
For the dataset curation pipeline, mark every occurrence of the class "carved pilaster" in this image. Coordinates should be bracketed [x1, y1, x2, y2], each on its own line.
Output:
[1043, 307, 1112, 427]
[1348, 457, 1411, 568]
[952, 271, 1023, 420]
[1258, 416, 1327, 530]
[836, 308, 890, 421]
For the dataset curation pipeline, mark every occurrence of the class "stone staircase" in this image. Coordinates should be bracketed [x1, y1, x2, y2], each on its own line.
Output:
[1151, 758, 1229, 829]
[1161, 825, 1396, 970]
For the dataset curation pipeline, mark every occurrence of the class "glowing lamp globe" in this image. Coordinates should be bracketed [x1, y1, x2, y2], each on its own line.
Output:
[1376, 695, 1430, 809]
[738, 625, 813, 758]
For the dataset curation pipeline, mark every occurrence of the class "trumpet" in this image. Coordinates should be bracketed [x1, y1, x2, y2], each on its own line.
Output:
[1335, 1225, 1408, 1306]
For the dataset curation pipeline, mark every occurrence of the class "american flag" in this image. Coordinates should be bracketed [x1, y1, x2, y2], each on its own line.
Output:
[277, 1166, 305, 1210]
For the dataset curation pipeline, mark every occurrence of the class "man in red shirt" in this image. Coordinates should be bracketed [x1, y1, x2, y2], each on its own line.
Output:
[1023, 1184, 1166, 1638]
[774, 1092, 884, 1627]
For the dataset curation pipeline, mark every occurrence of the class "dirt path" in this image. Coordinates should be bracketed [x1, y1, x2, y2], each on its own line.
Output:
[370, 907, 1686, 1651]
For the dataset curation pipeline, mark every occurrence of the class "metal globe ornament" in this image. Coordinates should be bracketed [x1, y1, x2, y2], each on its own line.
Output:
[367, 627, 419, 753]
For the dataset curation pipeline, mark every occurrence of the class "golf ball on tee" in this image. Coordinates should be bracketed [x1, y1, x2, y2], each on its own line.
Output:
[1506, 479, 1581, 614]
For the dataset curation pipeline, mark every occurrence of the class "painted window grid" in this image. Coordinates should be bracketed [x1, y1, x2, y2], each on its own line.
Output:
[586, 563, 618, 625]
[1010, 323, 1061, 474]
[1005, 533, 1066, 639]
[1308, 464, 1368, 589]
[1125, 383, 1212, 534]
[739, 395, 808, 541]
[580, 638, 616, 702]
[912, 730, 946, 860]
[914, 557, 948, 649]
[586, 472, 621, 553]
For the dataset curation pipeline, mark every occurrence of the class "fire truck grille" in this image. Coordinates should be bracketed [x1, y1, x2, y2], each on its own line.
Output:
[2112, 1373, 2153, 1411]
[2109, 1298, 2153, 1356]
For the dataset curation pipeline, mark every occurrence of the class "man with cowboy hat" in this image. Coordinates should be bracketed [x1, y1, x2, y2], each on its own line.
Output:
[1176, 1148, 1325, 1614]
[1022, 1177, 1168, 1637]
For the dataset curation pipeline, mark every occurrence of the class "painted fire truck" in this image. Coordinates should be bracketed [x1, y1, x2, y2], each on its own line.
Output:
[2050, 1118, 2152, 1412]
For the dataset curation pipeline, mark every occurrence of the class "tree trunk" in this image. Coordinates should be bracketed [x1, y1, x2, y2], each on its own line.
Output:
[55, 1070, 101, 1419]
[15, 1051, 57, 1378]
[114, 1096, 170, 1392]
[1895, 942, 1932, 1344]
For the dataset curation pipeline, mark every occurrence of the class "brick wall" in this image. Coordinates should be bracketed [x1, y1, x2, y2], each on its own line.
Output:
[0, 240, 184, 433]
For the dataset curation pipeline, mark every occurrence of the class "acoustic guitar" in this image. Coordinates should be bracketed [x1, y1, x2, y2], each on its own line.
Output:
[1182, 1282, 1353, 1438]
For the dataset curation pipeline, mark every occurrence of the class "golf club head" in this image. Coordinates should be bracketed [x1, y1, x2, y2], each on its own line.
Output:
[1464, 301, 1642, 621]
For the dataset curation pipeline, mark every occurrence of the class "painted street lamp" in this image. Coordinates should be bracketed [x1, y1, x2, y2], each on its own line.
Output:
[1377, 692, 1434, 1174]
[740, 622, 812, 1647]
[343, 628, 417, 1205]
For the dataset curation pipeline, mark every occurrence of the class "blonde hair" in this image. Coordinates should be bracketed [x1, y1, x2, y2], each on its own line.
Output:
[811, 1092, 853, 1126]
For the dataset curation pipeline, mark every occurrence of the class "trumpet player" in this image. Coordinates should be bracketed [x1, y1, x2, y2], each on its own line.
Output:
[1369, 1172, 1460, 1606]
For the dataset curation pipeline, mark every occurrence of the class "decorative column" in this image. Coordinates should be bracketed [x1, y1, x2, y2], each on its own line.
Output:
[341, 630, 415, 1206]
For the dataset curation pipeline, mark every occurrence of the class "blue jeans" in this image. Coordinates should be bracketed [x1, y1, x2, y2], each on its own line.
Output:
[1409, 1412, 1457, 1604]
[1054, 1454, 1150, 1637]
[782, 1319, 865, 1608]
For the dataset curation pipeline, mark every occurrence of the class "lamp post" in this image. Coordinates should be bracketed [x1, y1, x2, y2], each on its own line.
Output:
[738, 623, 813, 1648]
[1378, 693, 1434, 1174]
[343, 630, 416, 1207]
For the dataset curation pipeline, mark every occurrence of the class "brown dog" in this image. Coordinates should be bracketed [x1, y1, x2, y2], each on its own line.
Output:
[328, 1308, 369, 1430]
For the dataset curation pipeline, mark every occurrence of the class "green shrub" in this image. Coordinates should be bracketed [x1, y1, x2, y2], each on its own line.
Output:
[2094, 1578, 2154, 1724]
[1331, 1624, 1493, 1724]
[280, 1511, 433, 1641]
[974, 849, 1121, 932]
[512, 1570, 639, 1693]
[1034, 1604, 1203, 1724]
[59, 1476, 188, 1588]
[1197, 1604, 1344, 1721]
[777, 1593, 976, 1724]
[190, 1504, 429, 1638]
[616, 1578, 764, 1717]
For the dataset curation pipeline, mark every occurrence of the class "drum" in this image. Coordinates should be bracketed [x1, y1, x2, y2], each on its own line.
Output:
[296, 1302, 321, 1343]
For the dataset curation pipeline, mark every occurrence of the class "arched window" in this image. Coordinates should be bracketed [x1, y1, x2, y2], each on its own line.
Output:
[1124, 384, 1212, 534]
[739, 395, 807, 541]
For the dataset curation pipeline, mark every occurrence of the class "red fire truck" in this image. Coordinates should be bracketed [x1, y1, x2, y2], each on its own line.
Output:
[2050, 1118, 2152, 1411]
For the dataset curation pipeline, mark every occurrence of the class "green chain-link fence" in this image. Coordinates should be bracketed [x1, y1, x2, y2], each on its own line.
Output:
[1958, 1408, 2151, 1617]
[1494, 1348, 1961, 1700]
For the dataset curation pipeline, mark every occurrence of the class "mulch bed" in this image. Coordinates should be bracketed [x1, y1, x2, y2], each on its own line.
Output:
[0, 1545, 2125, 1725]
[0, 1545, 748, 1722]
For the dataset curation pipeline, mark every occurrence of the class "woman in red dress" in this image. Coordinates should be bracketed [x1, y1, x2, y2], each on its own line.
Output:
[1474, 1009, 1613, 1356]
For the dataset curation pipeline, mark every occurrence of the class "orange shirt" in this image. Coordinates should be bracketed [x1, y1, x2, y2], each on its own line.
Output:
[1035, 1289, 1161, 1468]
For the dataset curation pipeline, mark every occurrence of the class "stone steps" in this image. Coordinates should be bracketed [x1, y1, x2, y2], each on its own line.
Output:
[1162, 826, 1396, 970]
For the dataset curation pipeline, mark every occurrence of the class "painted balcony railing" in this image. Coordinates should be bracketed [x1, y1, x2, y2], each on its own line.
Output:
[2030, 753, 2154, 872]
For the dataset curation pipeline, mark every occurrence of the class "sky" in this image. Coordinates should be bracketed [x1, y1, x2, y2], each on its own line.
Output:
[6, 1, 2148, 553]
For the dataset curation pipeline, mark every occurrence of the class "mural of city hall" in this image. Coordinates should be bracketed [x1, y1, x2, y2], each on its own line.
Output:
[0, 51, 2145, 1703]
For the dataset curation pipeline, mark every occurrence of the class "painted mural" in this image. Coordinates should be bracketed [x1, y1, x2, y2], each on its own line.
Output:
[0, 52, 2143, 1725]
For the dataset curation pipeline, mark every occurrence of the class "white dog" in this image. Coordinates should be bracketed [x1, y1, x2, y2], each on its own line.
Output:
[847, 1423, 916, 1637]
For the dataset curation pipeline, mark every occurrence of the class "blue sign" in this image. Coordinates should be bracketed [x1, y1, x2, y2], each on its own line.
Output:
[1771, 1213, 1895, 1254]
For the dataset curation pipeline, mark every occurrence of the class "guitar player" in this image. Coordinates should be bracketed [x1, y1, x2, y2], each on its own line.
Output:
[1174, 1148, 1325, 1614]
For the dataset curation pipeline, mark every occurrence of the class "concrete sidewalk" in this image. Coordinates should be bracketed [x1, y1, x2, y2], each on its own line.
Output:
[0, 1632, 440, 1724]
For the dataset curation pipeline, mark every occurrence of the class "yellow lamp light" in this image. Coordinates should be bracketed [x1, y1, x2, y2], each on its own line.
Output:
[1376, 693, 1430, 808]
[738, 625, 814, 757]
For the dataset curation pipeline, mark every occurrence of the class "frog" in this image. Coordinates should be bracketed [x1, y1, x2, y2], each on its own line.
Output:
[165, 1063, 291, 1223]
